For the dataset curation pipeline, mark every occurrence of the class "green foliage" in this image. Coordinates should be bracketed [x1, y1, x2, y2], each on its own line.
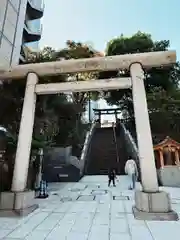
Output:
[56, 40, 99, 111]
[0, 42, 99, 191]
[56, 40, 96, 59]
[147, 88, 180, 141]
[0, 80, 25, 136]
[106, 32, 154, 55]
[0, 42, 100, 152]
[101, 32, 180, 120]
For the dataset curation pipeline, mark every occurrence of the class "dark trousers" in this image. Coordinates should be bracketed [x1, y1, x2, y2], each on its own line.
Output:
[108, 178, 115, 186]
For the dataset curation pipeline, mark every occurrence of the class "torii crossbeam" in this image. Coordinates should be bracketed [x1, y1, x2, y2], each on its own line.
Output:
[0, 50, 176, 80]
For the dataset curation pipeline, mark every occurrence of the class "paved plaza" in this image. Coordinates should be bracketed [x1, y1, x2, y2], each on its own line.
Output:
[0, 176, 180, 239]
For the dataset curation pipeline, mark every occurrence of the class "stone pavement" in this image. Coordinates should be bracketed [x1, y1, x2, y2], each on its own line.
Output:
[0, 175, 180, 240]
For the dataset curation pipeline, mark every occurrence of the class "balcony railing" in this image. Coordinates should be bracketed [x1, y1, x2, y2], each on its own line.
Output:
[27, 0, 45, 20]
[28, 0, 45, 11]
[23, 21, 42, 43]
[25, 20, 42, 33]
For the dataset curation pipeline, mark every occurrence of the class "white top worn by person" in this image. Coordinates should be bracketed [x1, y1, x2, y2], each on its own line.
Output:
[125, 159, 138, 178]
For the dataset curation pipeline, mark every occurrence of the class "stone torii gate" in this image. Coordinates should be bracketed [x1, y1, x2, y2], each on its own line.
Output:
[93, 108, 121, 123]
[0, 51, 178, 220]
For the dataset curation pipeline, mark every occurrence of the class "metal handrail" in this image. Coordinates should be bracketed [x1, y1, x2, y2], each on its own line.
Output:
[121, 124, 138, 153]
[79, 119, 97, 174]
[112, 124, 120, 163]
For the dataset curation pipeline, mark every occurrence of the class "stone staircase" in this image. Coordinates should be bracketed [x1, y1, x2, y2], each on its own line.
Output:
[85, 127, 128, 175]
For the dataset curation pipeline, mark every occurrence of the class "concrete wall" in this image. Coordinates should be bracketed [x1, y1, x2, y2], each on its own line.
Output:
[121, 123, 141, 181]
[158, 166, 180, 187]
[121, 125, 139, 163]
[44, 146, 72, 165]
[43, 146, 81, 182]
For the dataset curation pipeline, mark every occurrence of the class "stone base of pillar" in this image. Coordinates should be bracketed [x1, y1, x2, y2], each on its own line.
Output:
[133, 190, 178, 221]
[0, 190, 38, 217]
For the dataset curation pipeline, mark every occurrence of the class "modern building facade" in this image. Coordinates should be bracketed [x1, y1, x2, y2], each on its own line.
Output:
[0, 0, 44, 68]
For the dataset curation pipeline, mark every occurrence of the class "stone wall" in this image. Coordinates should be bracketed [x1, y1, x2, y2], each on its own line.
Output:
[44, 146, 72, 165]
[120, 124, 141, 180]
[43, 146, 82, 182]
[158, 166, 180, 187]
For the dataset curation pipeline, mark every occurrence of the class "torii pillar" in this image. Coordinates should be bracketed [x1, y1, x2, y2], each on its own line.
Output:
[130, 63, 178, 221]
[11, 73, 38, 213]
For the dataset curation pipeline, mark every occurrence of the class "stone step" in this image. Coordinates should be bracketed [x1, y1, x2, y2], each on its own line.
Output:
[85, 127, 127, 175]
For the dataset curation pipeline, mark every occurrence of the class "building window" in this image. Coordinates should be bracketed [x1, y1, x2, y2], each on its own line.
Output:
[6, 2, 18, 26]
[0, 0, 8, 32]
[3, 19, 16, 44]
[0, 36, 13, 63]
[9, 0, 20, 12]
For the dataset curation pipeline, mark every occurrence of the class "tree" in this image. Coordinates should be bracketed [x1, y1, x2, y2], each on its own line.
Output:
[56, 40, 100, 107]
[0, 47, 65, 145]
[22, 45, 90, 147]
[147, 88, 180, 142]
[0, 46, 83, 190]
[0, 42, 102, 191]
[0, 42, 101, 149]
[100, 32, 180, 119]
[56, 41, 101, 136]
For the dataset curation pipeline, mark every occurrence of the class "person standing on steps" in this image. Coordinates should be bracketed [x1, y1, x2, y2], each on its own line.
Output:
[108, 168, 116, 187]
[125, 157, 138, 190]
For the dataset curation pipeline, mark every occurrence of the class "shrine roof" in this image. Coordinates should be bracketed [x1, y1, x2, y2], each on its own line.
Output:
[153, 136, 180, 150]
